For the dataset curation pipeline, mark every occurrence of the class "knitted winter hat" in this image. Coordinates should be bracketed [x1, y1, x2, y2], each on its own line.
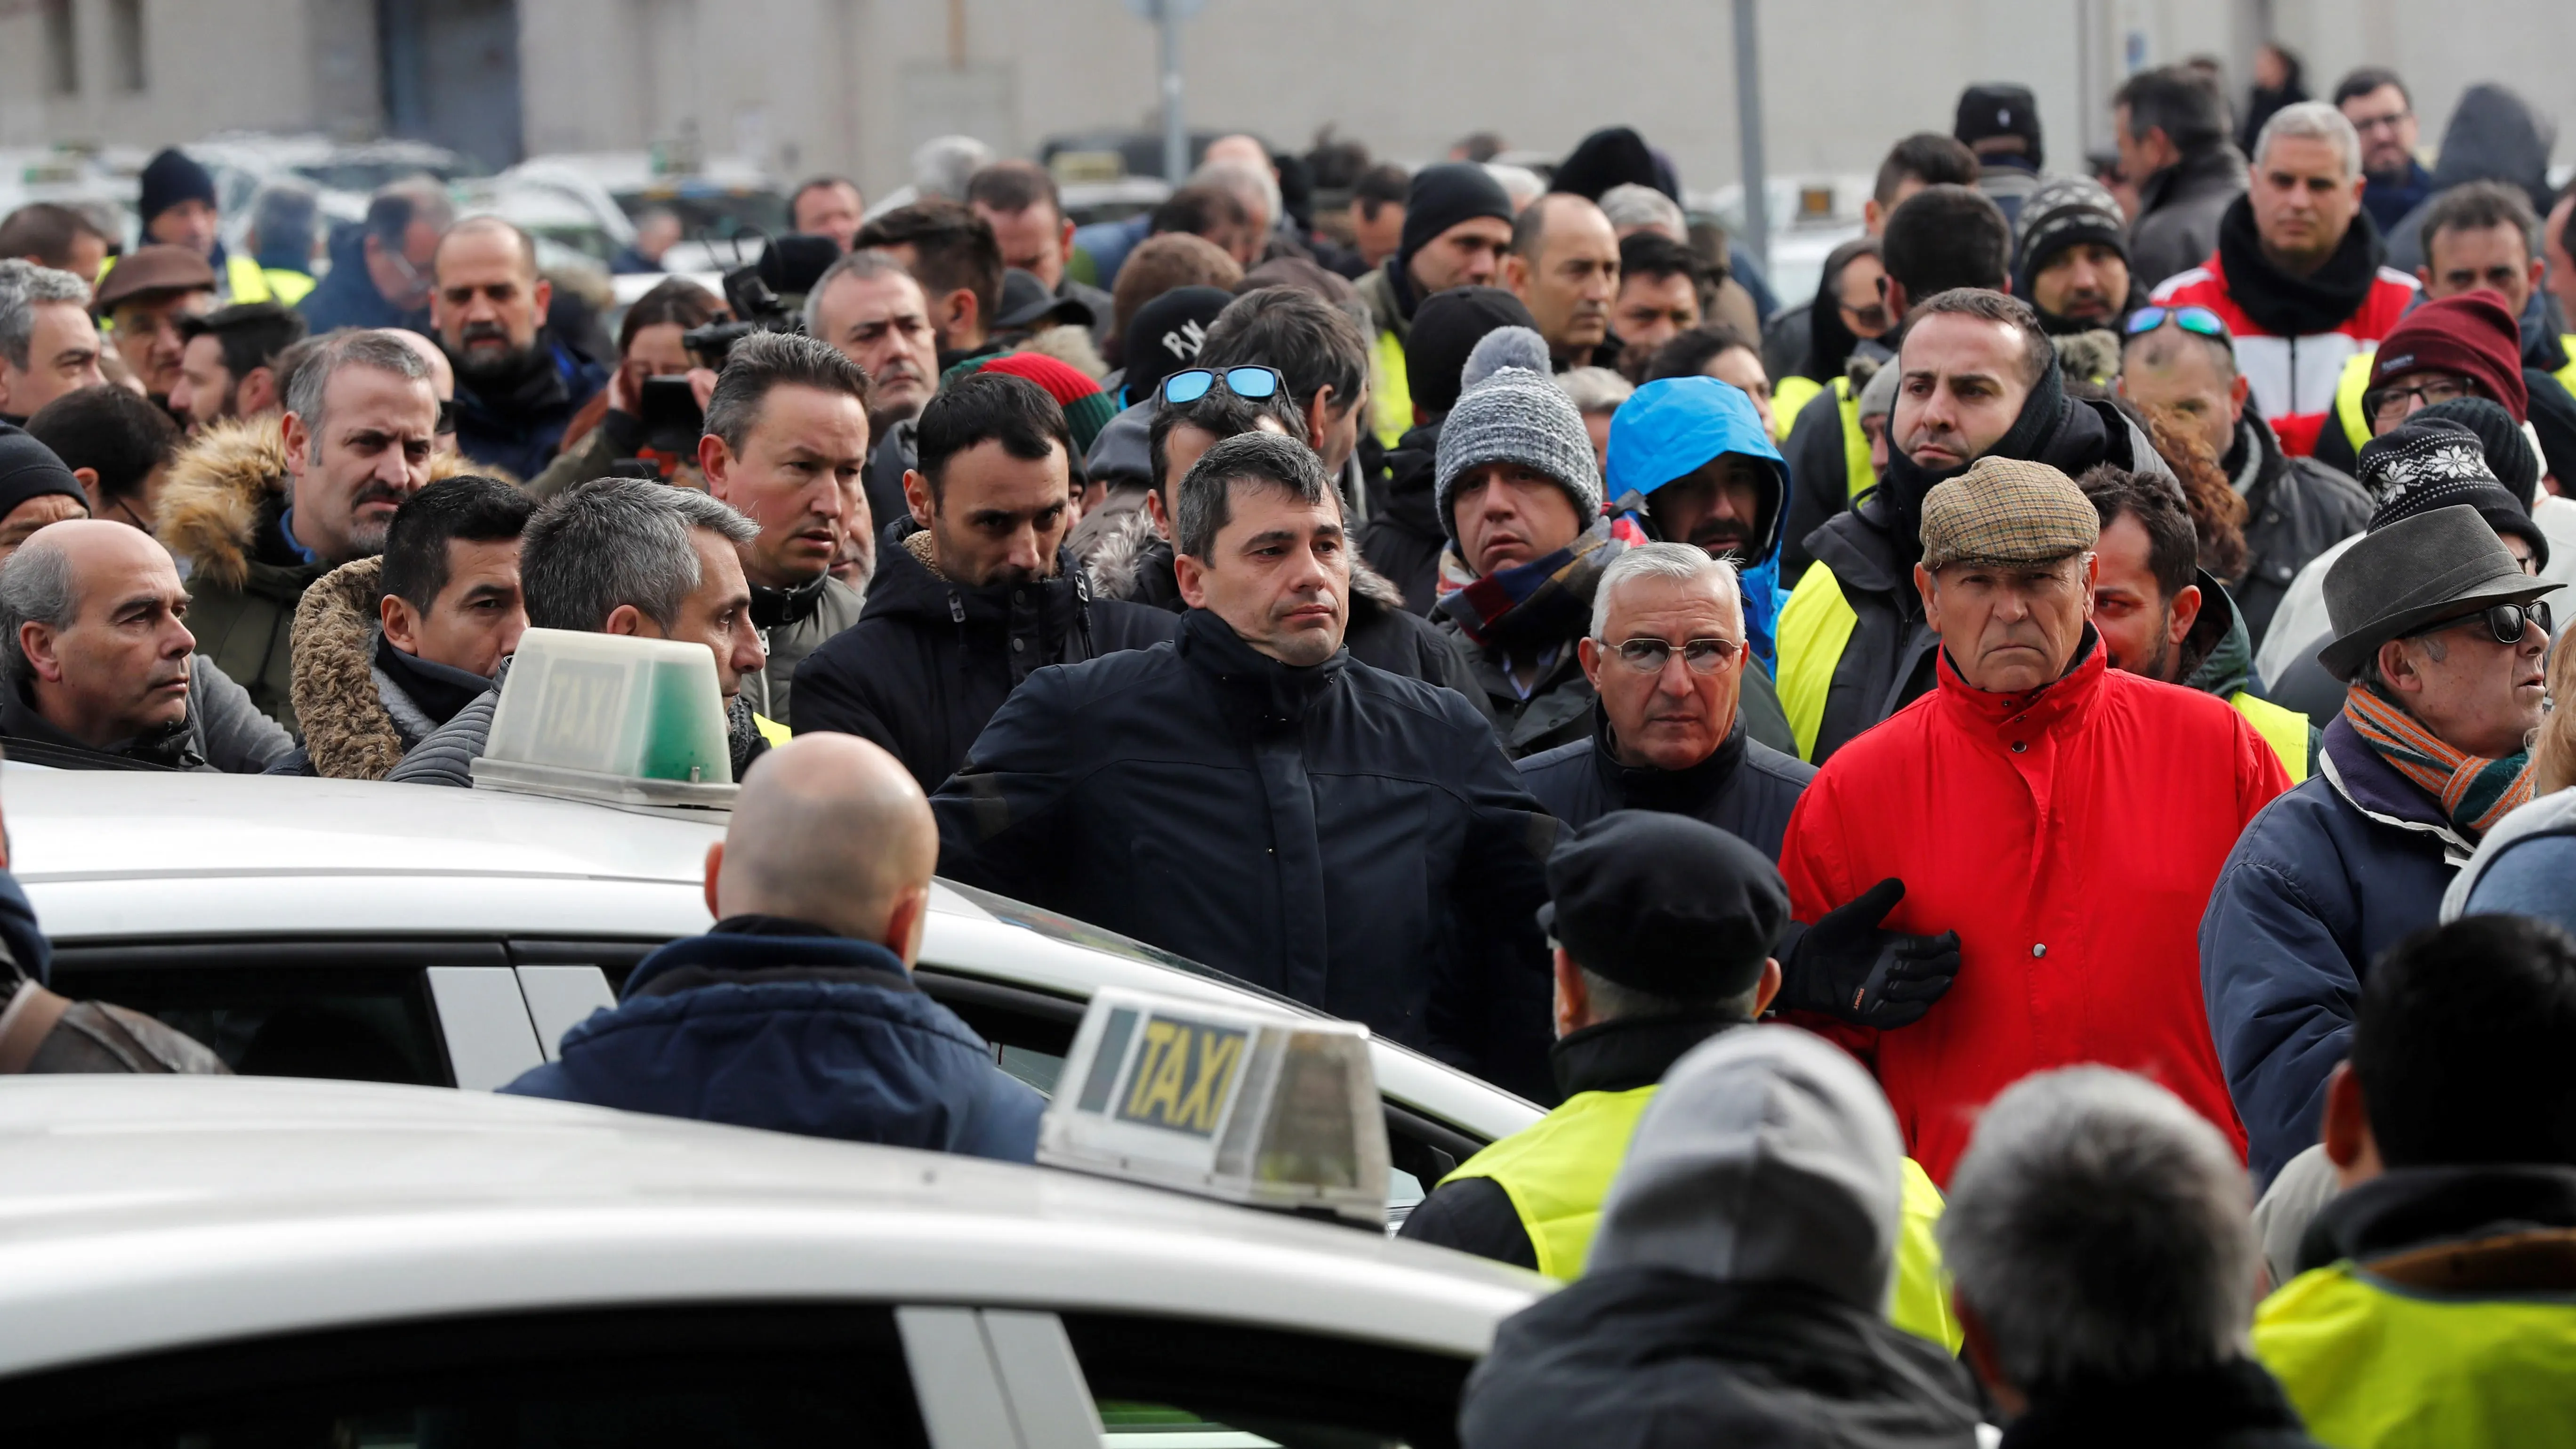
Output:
[1434, 331, 1604, 552]
[968, 350, 1118, 457]
[2359, 415, 2548, 569]
[137, 147, 217, 230]
[2413, 396, 2540, 507]
[1404, 287, 1537, 419]
[2369, 293, 2528, 423]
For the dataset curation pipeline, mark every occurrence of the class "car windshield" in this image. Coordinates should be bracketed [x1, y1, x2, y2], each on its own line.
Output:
[937, 878, 1326, 1016]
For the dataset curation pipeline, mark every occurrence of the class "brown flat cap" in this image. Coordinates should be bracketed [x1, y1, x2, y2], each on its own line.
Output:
[90, 243, 217, 314]
[1919, 457, 2099, 570]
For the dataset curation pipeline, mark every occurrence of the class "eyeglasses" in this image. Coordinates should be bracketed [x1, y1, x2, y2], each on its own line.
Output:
[1607, 636, 1743, 675]
[2406, 600, 2551, 646]
[1161, 366, 1284, 406]
[2366, 375, 2479, 427]
[2124, 306, 2232, 345]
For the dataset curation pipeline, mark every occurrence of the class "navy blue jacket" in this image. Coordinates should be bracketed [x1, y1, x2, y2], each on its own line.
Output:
[934, 608, 1559, 1099]
[449, 335, 609, 482]
[1517, 708, 1814, 861]
[2200, 714, 2459, 1185]
[502, 918, 1043, 1162]
[298, 222, 432, 334]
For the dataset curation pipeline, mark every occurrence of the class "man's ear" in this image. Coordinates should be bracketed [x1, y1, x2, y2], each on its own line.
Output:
[239, 364, 279, 416]
[2229, 373, 2252, 424]
[1143, 485, 1173, 540]
[603, 603, 648, 637]
[71, 467, 104, 516]
[380, 589, 422, 654]
[280, 410, 312, 484]
[19, 621, 66, 686]
[1304, 388, 1333, 444]
[702, 840, 724, 921]
[2167, 581, 2204, 646]
[1502, 251, 1533, 300]
[531, 275, 554, 318]
[883, 883, 930, 967]
[1174, 549, 1211, 610]
[942, 288, 978, 339]
[1753, 957, 1783, 1016]
[1882, 275, 1910, 321]
[2376, 638, 2423, 696]
[1913, 562, 1942, 630]
[2415, 265, 2435, 291]
[1551, 948, 1588, 1038]
[1577, 634, 1604, 689]
[2322, 1059, 2384, 1188]
[698, 433, 733, 500]
[903, 468, 935, 529]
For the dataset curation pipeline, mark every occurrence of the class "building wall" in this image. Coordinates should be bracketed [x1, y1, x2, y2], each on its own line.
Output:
[0, 0, 378, 150]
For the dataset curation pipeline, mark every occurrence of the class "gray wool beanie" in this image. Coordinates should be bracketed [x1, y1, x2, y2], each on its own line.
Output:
[1434, 332, 1605, 552]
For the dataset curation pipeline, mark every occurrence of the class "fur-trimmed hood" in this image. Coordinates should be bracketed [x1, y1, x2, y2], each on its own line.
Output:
[289, 555, 405, 780]
[1085, 506, 1409, 613]
[158, 417, 475, 592]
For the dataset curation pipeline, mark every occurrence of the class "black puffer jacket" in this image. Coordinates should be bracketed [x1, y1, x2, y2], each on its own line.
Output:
[792, 522, 1180, 791]
[932, 608, 1558, 1097]
[2221, 414, 2370, 655]
[1516, 709, 1813, 860]
[1360, 419, 1447, 614]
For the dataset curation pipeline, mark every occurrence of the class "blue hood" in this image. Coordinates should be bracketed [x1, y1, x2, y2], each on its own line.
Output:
[502, 929, 1042, 1162]
[1603, 376, 1791, 668]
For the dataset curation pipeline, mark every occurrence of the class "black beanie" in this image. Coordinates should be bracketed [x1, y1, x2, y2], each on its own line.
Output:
[0, 428, 91, 523]
[2360, 415, 2548, 569]
[2414, 396, 2540, 508]
[138, 147, 218, 228]
[2526, 374, 2576, 491]
[1398, 164, 1514, 281]
[1550, 127, 1668, 202]
[1404, 287, 1538, 420]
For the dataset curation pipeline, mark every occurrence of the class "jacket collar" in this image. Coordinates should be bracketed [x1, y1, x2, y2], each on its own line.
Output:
[1178, 607, 1345, 723]
[1549, 1009, 1746, 1098]
[1584, 704, 1748, 817]
[451, 333, 580, 425]
[863, 520, 1096, 669]
[2296, 1163, 2576, 1275]
[2318, 710, 2472, 861]
[373, 631, 493, 731]
[1934, 626, 2106, 739]
[2000, 1356, 2308, 1449]
[2214, 191, 2389, 338]
[624, 918, 912, 999]
[1, 677, 199, 769]
[2139, 143, 2246, 212]
[2176, 571, 2255, 700]
[749, 572, 833, 629]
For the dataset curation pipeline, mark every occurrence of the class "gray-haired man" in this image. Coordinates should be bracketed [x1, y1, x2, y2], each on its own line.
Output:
[0, 259, 105, 426]
[1942, 1066, 2326, 1445]
[932, 430, 1562, 1097]
[388, 477, 774, 787]
[157, 326, 445, 729]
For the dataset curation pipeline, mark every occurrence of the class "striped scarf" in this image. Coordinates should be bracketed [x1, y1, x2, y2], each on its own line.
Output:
[2343, 685, 2536, 842]
[1435, 519, 1624, 650]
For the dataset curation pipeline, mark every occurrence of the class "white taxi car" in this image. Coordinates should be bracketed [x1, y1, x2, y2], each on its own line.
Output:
[0, 1074, 1542, 1447]
[8, 767, 1539, 1211]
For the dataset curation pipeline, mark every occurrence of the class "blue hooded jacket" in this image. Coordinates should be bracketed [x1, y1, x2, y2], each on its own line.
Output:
[502, 918, 1044, 1163]
[1605, 377, 1790, 671]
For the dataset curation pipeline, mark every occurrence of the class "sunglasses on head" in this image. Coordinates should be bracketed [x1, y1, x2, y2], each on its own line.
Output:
[1161, 366, 1283, 406]
[2406, 600, 2552, 646]
[2123, 306, 2231, 345]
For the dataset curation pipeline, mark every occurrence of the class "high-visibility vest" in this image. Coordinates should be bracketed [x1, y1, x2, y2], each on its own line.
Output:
[754, 712, 791, 748]
[2230, 690, 2310, 783]
[1439, 1079, 1963, 1350]
[2554, 338, 2576, 403]
[1771, 374, 1824, 443]
[1777, 560, 1862, 763]
[2254, 1235, 2576, 1449]
[2333, 348, 2380, 456]
[1371, 326, 1413, 451]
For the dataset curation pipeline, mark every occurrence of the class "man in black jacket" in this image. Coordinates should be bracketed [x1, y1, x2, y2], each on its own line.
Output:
[933, 430, 1558, 1096]
[1087, 374, 1482, 703]
[1517, 543, 1811, 854]
[791, 372, 1176, 790]
[1367, 288, 1542, 615]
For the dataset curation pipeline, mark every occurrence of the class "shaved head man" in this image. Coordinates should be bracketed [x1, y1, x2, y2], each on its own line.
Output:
[0, 519, 292, 772]
[501, 732, 1044, 1160]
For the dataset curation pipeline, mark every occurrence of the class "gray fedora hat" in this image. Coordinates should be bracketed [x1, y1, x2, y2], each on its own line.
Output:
[2318, 504, 2561, 681]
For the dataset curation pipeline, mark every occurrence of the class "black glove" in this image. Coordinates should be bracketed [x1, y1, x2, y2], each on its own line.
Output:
[1778, 877, 1963, 1030]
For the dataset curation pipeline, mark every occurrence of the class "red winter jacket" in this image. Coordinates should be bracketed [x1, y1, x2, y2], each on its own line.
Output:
[1780, 639, 2288, 1184]
[2150, 252, 2416, 458]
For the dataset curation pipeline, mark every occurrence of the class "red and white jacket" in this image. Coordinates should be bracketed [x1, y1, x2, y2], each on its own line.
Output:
[2150, 253, 2417, 457]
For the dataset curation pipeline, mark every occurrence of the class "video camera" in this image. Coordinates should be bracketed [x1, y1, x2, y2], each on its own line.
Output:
[619, 232, 849, 479]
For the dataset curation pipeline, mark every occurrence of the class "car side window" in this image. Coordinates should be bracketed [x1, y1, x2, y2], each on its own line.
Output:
[0, 1304, 928, 1449]
[50, 953, 452, 1087]
[1063, 1311, 1474, 1449]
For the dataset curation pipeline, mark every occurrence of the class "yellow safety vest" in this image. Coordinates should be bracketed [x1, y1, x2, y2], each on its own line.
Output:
[1439, 1080, 1963, 1350]
[1371, 326, 1413, 451]
[1827, 376, 1874, 504]
[2255, 1243, 2576, 1449]
[94, 251, 314, 309]
[754, 712, 791, 748]
[2555, 338, 2576, 403]
[2334, 348, 2380, 455]
[2230, 690, 2310, 783]
[1771, 375, 1823, 444]
[1777, 561, 1861, 763]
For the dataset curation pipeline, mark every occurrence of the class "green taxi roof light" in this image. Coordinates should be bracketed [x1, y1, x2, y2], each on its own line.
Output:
[1040, 988, 1389, 1229]
[469, 628, 738, 810]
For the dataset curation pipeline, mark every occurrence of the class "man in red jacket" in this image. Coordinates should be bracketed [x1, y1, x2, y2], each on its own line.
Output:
[2149, 102, 2416, 457]
[1780, 457, 2291, 1183]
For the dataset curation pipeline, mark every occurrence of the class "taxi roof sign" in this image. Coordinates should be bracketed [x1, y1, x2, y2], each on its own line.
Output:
[469, 628, 738, 810]
[1040, 988, 1389, 1229]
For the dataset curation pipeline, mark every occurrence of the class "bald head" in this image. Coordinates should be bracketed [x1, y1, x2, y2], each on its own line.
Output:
[1, 517, 195, 749]
[711, 734, 939, 959]
[389, 326, 455, 401]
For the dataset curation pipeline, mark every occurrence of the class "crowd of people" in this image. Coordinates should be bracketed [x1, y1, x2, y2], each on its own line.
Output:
[2, 49, 2574, 1446]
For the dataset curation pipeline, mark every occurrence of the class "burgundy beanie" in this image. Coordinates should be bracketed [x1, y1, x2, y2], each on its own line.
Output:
[2369, 292, 2528, 423]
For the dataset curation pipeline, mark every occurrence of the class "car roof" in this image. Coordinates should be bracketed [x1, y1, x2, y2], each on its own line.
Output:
[0, 1077, 1542, 1381]
[5, 768, 1540, 1140]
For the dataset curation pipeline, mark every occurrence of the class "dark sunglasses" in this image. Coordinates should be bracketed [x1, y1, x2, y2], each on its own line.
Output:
[1161, 366, 1283, 405]
[2123, 306, 2231, 345]
[2406, 600, 2552, 645]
